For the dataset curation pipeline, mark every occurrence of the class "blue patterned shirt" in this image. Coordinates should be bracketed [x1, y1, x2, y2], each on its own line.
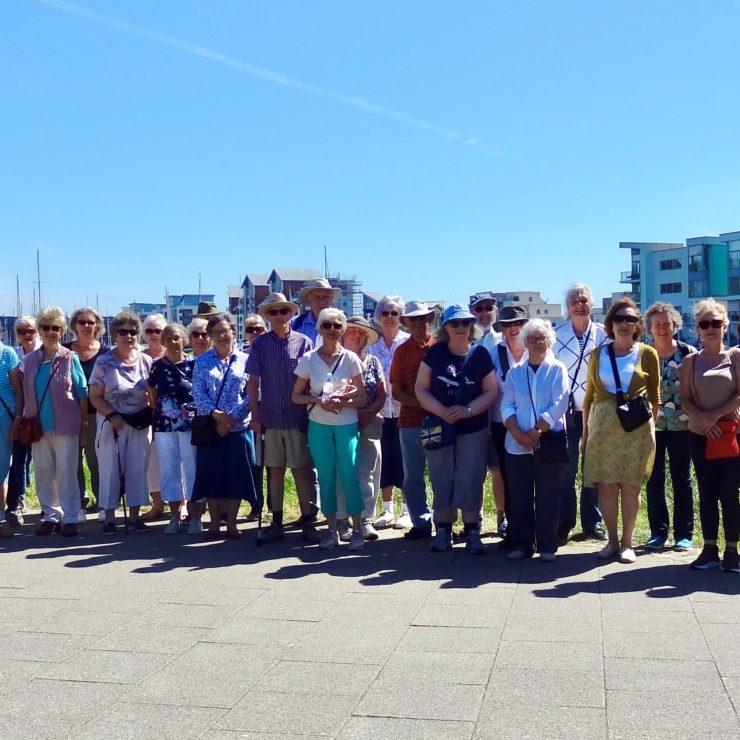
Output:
[193, 348, 251, 431]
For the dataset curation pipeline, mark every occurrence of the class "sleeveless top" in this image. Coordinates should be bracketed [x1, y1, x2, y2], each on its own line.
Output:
[686, 347, 739, 436]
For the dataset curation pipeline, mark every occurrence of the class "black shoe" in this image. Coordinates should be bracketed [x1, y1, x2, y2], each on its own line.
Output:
[85, 502, 99, 514]
[403, 526, 432, 541]
[131, 518, 151, 533]
[245, 508, 259, 522]
[297, 505, 319, 526]
[6, 510, 23, 527]
[498, 535, 514, 551]
[583, 526, 607, 541]
[721, 548, 739, 573]
[556, 527, 571, 547]
[691, 545, 720, 570]
[61, 523, 78, 538]
[102, 522, 117, 535]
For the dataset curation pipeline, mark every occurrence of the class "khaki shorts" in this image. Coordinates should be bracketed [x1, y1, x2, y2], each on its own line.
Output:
[263, 428, 313, 469]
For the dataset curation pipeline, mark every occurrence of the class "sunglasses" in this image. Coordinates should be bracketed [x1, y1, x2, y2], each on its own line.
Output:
[612, 315, 640, 325]
[145, 327, 163, 335]
[447, 320, 474, 329]
[190, 331, 208, 339]
[381, 310, 400, 317]
[405, 315, 429, 323]
[502, 320, 527, 328]
[321, 322, 343, 331]
[117, 329, 138, 337]
[473, 304, 494, 313]
[18, 328, 36, 336]
[697, 319, 724, 330]
[77, 319, 96, 326]
[40, 324, 62, 332]
[267, 308, 291, 316]
[245, 326, 265, 334]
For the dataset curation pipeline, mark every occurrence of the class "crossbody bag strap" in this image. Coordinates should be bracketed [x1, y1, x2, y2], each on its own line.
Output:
[307, 350, 344, 413]
[524, 364, 539, 429]
[213, 355, 235, 411]
[35, 356, 62, 415]
[606, 343, 625, 404]
[497, 343, 510, 381]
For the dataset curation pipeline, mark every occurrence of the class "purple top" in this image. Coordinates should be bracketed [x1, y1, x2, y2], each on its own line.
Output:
[245, 329, 313, 430]
[192, 348, 251, 431]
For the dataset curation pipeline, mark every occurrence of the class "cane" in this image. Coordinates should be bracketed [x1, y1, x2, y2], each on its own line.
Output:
[112, 429, 129, 535]
[256, 433, 266, 547]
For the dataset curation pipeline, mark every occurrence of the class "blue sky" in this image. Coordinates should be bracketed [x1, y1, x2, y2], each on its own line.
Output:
[3, 0, 740, 317]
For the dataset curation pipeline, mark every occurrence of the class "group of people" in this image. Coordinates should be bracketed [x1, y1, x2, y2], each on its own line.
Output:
[0, 278, 738, 573]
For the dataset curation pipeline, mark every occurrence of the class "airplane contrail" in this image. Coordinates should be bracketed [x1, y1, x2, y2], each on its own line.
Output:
[36, 0, 479, 144]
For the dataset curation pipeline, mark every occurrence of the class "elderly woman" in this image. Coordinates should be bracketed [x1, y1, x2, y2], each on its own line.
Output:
[501, 319, 569, 561]
[680, 299, 740, 572]
[292, 308, 367, 550]
[64, 307, 110, 515]
[366, 295, 410, 529]
[148, 323, 201, 535]
[242, 313, 267, 354]
[192, 313, 257, 540]
[643, 302, 696, 552]
[6, 315, 41, 522]
[0, 330, 22, 537]
[416, 305, 497, 554]
[187, 318, 211, 357]
[582, 298, 660, 564]
[89, 311, 153, 534]
[141, 313, 167, 521]
[20, 308, 88, 537]
[337, 316, 387, 540]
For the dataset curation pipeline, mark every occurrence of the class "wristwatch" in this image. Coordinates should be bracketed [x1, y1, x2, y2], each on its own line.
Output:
[466, 406, 473, 417]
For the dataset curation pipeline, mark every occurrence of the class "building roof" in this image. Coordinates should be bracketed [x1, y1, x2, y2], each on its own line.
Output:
[270, 267, 322, 282]
[242, 273, 269, 288]
[362, 291, 383, 302]
[227, 285, 241, 299]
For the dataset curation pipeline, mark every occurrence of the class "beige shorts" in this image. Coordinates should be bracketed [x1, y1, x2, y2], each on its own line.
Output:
[263, 428, 313, 470]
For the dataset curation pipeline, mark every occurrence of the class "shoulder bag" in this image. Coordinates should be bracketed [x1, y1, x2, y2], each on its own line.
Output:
[607, 343, 651, 433]
[18, 357, 61, 446]
[191, 356, 235, 446]
[525, 365, 569, 463]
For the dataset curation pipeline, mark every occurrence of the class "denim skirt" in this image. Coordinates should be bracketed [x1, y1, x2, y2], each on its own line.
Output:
[192, 430, 257, 503]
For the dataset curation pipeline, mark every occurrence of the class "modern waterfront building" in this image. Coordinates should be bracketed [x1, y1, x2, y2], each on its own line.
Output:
[471, 291, 563, 326]
[166, 293, 216, 327]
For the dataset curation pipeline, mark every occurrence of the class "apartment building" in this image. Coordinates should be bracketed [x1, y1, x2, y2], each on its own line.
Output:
[473, 291, 563, 325]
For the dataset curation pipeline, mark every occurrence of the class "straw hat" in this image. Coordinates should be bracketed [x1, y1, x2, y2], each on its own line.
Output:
[258, 292, 299, 320]
[345, 316, 380, 346]
[298, 278, 342, 305]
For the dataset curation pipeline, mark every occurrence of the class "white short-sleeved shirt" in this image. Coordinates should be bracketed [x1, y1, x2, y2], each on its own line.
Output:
[599, 346, 639, 394]
[295, 348, 363, 425]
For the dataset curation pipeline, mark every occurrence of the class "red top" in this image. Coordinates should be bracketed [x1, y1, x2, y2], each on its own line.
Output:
[390, 334, 435, 428]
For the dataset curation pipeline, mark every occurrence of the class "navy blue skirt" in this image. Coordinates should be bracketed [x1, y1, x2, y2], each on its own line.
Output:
[192, 430, 257, 503]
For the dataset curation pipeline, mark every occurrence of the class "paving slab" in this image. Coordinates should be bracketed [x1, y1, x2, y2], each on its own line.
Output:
[475, 705, 607, 739]
[494, 639, 604, 673]
[338, 716, 475, 739]
[398, 625, 502, 654]
[483, 668, 606, 708]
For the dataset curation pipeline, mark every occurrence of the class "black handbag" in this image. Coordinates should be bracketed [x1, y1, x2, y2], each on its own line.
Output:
[525, 367, 569, 464]
[191, 356, 234, 446]
[120, 407, 153, 430]
[420, 414, 457, 450]
[607, 343, 651, 433]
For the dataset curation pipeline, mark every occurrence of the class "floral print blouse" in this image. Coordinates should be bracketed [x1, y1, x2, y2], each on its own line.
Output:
[192, 348, 250, 432]
[148, 357, 196, 433]
[655, 343, 696, 432]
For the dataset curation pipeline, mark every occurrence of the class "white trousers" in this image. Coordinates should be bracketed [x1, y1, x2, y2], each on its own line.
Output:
[147, 437, 161, 492]
[32, 431, 81, 524]
[336, 433, 382, 519]
[156, 431, 196, 502]
[96, 417, 152, 510]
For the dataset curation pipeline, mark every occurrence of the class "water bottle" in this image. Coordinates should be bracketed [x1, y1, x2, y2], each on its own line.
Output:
[321, 372, 334, 400]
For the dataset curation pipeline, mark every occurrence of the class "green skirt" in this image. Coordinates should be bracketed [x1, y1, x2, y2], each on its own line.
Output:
[583, 400, 655, 486]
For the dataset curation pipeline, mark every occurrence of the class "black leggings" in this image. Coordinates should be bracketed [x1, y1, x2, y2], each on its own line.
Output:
[688, 432, 740, 543]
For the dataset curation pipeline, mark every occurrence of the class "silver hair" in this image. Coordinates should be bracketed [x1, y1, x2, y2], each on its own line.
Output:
[70, 306, 105, 338]
[187, 317, 208, 335]
[374, 294, 405, 323]
[693, 297, 728, 324]
[564, 283, 594, 311]
[36, 306, 68, 335]
[143, 312, 167, 330]
[519, 318, 556, 348]
[317, 307, 347, 332]
[645, 301, 683, 333]
[161, 322, 188, 344]
[14, 315, 37, 334]
[244, 313, 267, 328]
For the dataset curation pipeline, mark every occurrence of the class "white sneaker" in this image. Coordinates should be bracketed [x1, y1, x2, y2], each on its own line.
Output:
[164, 518, 181, 535]
[374, 510, 395, 529]
[394, 513, 413, 530]
[348, 530, 365, 551]
[362, 519, 379, 541]
[187, 518, 203, 535]
[97, 510, 106, 521]
[619, 547, 637, 564]
[320, 530, 339, 550]
[77, 509, 87, 524]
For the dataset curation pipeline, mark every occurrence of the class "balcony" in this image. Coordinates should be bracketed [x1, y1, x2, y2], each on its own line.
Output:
[620, 269, 640, 283]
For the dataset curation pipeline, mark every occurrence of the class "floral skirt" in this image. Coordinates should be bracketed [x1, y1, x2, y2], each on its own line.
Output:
[583, 400, 655, 486]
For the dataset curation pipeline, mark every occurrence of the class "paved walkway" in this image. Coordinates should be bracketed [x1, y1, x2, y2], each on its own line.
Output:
[1, 516, 738, 739]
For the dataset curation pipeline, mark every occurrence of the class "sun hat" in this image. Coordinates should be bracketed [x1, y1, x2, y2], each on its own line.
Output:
[258, 292, 299, 320]
[345, 316, 380, 345]
[493, 304, 527, 331]
[400, 300, 437, 324]
[441, 304, 476, 325]
[298, 278, 342, 305]
[195, 301, 220, 318]
[469, 291, 497, 310]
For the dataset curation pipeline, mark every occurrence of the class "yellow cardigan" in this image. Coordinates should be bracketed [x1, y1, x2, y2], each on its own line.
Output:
[583, 343, 661, 413]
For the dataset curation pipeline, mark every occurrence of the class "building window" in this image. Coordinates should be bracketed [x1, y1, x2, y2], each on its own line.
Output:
[536, 309, 540, 314]
[689, 280, 707, 298]
[730, 250, 740, 270]
[528, 296, 533, 302]
[689, 254, 705, 273]
[660, 283, 682, 294]
[729, 276, 740, 294]
[512, 295, 519, 301]
[545, 309, 549, 314]
[660, 259, 681, 270]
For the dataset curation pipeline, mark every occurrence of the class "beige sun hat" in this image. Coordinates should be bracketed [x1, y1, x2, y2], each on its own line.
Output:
[258, 292, 299, 320]
[298, 278, 342, 305]
[399, 300, 437, 325]
[345, 316, 380, 346]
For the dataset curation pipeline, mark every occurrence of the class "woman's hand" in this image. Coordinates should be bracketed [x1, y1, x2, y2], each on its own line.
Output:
[579, 432, 588, 455]
[705, 424, 724, 440]
[334, 384, 359, 406]
[213, 410, 235, 436]
[445, 405, 469, 422]
[110, 414, 125, 433]
[524, 428, 541, 448]
[512, 428, 536, 451]
[319, 397, 342, 414]
[696, 411, 721, 435]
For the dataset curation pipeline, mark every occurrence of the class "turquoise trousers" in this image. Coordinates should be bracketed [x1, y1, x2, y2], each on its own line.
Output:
[307, 421, 362, 516]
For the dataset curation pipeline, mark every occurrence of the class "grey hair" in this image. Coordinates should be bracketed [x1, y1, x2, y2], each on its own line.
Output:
[186, 317, 208, 335]
[206, 312, 237, 335]
[161, 322, 188, 345]
[317, 307, 347, 332]
[143, 312, 166, 330]
[564, 283, 594, 310]
[645, 302, 683, 333]
[520, 318, 556, 348]
[244, 313, 267, 328]
[14, 315, 37, 334]
[36, 306, 68, 335]
[70, 306, 105, 338]
[374, 295, 405, 323]
[111, 310, 142, 337]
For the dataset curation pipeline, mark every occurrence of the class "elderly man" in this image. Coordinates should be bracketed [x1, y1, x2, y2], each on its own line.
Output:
[390, 300, 436, 540]
[291, 278, 341, 345]
[553, 283, 608, 544]
[247, 293, 321, 544]
[470, 292, 501, 351]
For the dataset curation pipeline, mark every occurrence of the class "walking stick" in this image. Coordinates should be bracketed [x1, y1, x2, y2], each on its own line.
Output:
[112, 429, 129, 535]
[256, 432, 266, 547]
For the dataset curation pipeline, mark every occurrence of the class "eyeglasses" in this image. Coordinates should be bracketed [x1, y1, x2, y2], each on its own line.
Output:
[527, 335, 548, 343]
[447, 320, 474, 329]
[76, 319, 96, 326]
[321, 322, 343, 331]
[213, 329, 232, 337]
[117, 329, 138, 337]
[381, 310, 400, 317]
[144, 327, 163, 335]
[190, 331, 208, 339]
[40, 324, 62, 332]
[612, 315, 640, 325]
[267, 308, 291, 316]
[697, 319, 724, 330]
[472, 304, 494, 313]
[244, 326, 265, 334]
[17, 328, 36, 336]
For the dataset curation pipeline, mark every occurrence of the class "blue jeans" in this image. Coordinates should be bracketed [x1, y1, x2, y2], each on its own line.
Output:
[559, 409, 601, 531]
[399, 426, 432, 531]
[6, 440, 31, 515]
